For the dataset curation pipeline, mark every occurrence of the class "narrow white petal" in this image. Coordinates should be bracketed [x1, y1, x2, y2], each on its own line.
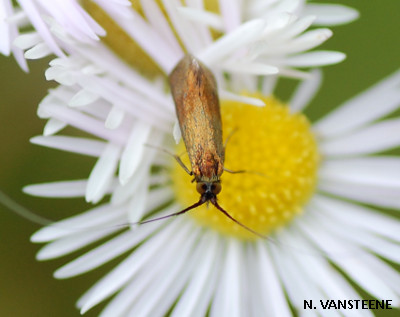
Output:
[210, 239, 243, 317]
[311, 195, 400, 243]
[269, 242, 320, 311]
[105, 5, 176, 73]
[36, 226, 120, 260]
[177, 6, 224, 31]
[199, 19, 266, 64]
[43, 118, 67, 135]
[140, 0, 183, 57]
[318, 178, 400, 209]
[320, 157, 400, 191]
[104, 106, 125, 130]
[30, 205, 124, 243]
[119, 122, 151, 185]
[284, 51, 346, 67]
[170, 232, 221, 317]
[13, 32, 42, 49]
[263, 28, 332, 55]
[40, 103, 129, 144]
[69, 89, 99, 107]
[297, 217, 399, 302]
[220, 90, 265, 106]
[290, 68, 322, 112]
[24, 42, 52, 59]
[86, 143, 121, 203]
[305, 4, 359, 26]
[30, 135, 106, 157]
[285, 228, 373, 317]
[23, 180, 87, 198]
[262, 75, 278, 96]
[173, 119, 182, 144]
[127, 177, 148, 223]
[54, 221, 164, 278]
[78, 219, 187, 313]
[18, 0, 64, 56]
[221, 61, 278, 75]
[314, 70, 400, 139]
[319, 118, 400, 157]
[218, 0, 242, 32]
[130, 226, 202, 317]
[255, 242, 292, 317]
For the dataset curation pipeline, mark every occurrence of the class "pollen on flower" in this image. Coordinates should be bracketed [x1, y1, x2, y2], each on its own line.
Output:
[172, 94, 320, 240]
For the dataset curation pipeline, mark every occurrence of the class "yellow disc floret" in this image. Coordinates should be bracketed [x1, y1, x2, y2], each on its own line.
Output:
[172, 94, 320, 240]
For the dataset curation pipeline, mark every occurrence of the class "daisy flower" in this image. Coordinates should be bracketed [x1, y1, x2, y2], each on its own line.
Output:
[4, 1, 400, 317]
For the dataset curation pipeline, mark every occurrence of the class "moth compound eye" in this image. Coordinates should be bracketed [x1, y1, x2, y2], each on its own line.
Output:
[196, 182, 207, 194]
[211, 183, 221, 195]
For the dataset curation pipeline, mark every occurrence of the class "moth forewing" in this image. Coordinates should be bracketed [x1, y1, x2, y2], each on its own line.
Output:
[169, 55, 224, 183]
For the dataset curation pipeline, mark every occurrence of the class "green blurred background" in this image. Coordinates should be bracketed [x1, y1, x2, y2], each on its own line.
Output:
[0, 1, 399, 316]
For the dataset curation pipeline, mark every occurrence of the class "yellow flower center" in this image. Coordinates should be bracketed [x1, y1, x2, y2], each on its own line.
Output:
[172, 94, 320, 240]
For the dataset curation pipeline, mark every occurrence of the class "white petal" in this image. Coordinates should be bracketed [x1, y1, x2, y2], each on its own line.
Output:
[263, 28, 332, 55]
[255, 242, 292, 317]
[318, 178, 400, 209]
[54, 221, 164, 278]
[269, 242, 321, 311]
[127, 177, 148, 223]
[297, 217, 399, 302]
[24, 42, 52, 59]
[170, 232, 221, 317]
[199, 19, 266, 64]
[284, 228, 373, 317]
[177, 6, 224, 31]
[103, 5, 176, 73]
[18, 0, 64, 56]
[86, 143, 121, 203]
[140, 0, 183, 57]
[220, 90, 265, 106]
[221, 61, 278, 75]
[30, 135, 106, 157]
[119, 122, 151, 185]
[173, 119, 182, 144]
[284, 50, 346, 67]
[78, 219, 187, 313]
[39, 103, 129, 144]
[69, 89, 99, 107]
[30, 203, 126, 243]
[314, 70, 400, 139]
[319, 118, 400, 157]
[218, 0, 242, 32]
[210, 239, 244, 317]
[320, 157, 400, 190]
[23, 180, 87, 198]
[43, 118, 67, 135]
[311, 195, 400, 243]
[129, 226, 202, 317]
[160, 0, 203, 55]
[13, 32, 42, 49]
[290, 68, 322, 113]
[305, 4, 359, 26]
[104, 105, 125, 130]
[36, 226, 120, 260]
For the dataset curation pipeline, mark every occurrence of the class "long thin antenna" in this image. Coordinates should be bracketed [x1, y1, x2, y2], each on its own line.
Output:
[135, 198, 206, 225]
[211, 198, 268, 239]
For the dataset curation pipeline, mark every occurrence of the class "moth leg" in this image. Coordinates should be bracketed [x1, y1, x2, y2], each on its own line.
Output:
[224, 127, 238, 149]
[224, 167, 268, 178]
[223, 167, 245, 174]
[145, 144, 193, 176]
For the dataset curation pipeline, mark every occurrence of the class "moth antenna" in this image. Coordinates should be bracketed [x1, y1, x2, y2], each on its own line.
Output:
[135, 198, 206, 225]
[211, 198, 268, 240]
